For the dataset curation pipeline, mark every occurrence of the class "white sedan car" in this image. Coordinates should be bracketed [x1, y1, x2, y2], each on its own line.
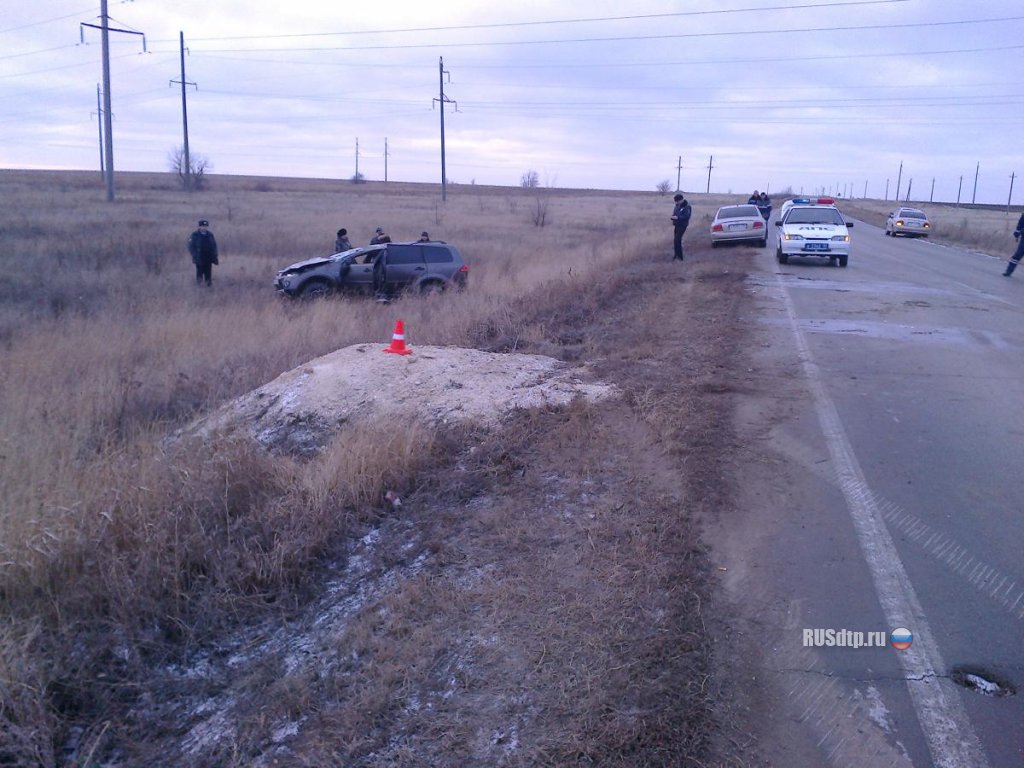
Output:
[885, 207, 931, 237]
[710, 204, 768, 248]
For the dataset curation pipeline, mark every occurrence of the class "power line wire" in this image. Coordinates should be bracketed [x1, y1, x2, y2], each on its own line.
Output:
[185, 16, 1024, 53]
[154, 0, 911, 43]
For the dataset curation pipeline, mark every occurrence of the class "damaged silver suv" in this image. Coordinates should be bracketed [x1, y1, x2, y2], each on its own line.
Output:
[274, 241, 469, 299]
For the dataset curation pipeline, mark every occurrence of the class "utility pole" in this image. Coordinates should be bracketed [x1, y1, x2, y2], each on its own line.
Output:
[895, 161, 903, 203]
[99, 1, 114, 201]
[433, 57, 457, 202]
[863, 180, 868, 198]
[1009, 172, 1017, 212]
[905, 178, 912, 202]
[705, 154, 714, 194]
[676, 155, 682, 192]
[384, 137, 390, 183]
[930, 178, 935, 203]
[355, 137, 360, 181]
[80, 2, 145, 202]
[94, 84, 104, 176]
[956, 175, 963, 206]
[885, 178, 890, 200]
[170, 31, 197, 191]
[972, 162, 980, 204]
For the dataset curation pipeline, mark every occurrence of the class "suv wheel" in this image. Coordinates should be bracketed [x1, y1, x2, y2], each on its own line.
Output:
[420, 281, 445, 296]
[300, 279, 334, 299]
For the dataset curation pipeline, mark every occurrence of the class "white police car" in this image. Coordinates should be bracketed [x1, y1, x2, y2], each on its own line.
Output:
[775, 197, 853, 267]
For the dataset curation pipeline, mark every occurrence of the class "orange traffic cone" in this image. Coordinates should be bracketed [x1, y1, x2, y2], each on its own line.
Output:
[383, 319, 413, 355]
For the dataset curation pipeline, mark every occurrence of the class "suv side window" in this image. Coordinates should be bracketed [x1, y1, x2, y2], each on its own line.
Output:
[384, 245, 425, 265]
[423, 244, 453, 263]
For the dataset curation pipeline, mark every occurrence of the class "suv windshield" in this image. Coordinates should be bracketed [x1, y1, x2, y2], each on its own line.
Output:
[785, 208, 845, 225]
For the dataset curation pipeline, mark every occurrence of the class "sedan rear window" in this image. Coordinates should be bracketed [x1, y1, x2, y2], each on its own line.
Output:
[900, 210, 927, 219]
[718, 206, 761, 219]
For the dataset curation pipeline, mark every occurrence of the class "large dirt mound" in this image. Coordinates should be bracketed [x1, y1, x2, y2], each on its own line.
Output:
[192, 344, 617, 455]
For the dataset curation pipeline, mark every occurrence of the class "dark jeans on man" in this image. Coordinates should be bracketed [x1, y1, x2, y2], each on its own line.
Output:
[1005, 238, 1024, 276]
[673, 225, 688, 260]
[195, 261, 213, 285]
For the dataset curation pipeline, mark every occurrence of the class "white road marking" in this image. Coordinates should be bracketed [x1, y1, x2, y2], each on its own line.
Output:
[776, 272, 990, 768]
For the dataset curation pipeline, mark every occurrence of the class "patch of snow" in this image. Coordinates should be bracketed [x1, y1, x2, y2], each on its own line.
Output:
[863, 684, 895, 734]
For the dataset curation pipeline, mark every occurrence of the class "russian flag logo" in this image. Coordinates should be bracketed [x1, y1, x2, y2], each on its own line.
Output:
[890, 627, 913, 651]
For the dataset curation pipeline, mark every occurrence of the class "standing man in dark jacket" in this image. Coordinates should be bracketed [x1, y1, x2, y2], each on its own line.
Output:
[757, 192, 773, 225]
[188, 219, 219, 286]
[1002, 212, 1024, 276]
[671, 193, 692, 261]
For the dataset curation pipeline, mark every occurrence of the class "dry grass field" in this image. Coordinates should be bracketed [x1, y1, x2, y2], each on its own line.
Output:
[0, 169, 1013, 766]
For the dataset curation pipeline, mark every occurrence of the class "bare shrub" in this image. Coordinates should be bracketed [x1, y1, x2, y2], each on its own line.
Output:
[520, 170, 539, 189]
[168, 146, 212, 191]
[531, 195, 550, 227]
[656, 179, 672, 195]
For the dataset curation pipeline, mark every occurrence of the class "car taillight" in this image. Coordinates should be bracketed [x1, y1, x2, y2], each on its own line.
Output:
[896, 220, 905, 226]
[458, 264, 469, 273]
[712, 224, 724, 231]
[753, 221, 763, 229]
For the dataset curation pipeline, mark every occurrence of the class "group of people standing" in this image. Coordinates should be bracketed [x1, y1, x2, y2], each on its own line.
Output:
[747, 190, 773, 223]
[335, 226, 431, 252]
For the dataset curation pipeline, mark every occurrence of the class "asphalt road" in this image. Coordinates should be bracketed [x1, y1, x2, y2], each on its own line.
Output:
[715, 218, 1024, 767]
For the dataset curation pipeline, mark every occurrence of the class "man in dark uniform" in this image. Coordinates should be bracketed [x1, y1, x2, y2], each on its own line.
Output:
[671, 193, 692, 261]
[1002, 211, 1024, 276]
[188, 219, 219, 286]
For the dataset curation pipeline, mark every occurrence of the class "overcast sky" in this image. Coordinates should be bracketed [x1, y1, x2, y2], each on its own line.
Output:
[2, 0, 1021, 203]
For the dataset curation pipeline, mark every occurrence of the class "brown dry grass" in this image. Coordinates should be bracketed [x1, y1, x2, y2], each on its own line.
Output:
[0, 170, 704, 765]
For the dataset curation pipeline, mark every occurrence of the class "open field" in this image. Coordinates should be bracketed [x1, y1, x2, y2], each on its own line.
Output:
[0, 170, 1015, 766]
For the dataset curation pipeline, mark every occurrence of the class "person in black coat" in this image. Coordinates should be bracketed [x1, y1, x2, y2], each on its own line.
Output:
[757, 192, 773, 224]
[187, 219, 219, 286]
[335, 228, 352, 253]
[1003, 212, 1024, 276]
[671, 194, 692, 261]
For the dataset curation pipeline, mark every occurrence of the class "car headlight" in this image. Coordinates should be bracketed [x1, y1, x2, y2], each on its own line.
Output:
[831, 235, 850, 242]
[895, 220, 905, 227]
[783, 233, 805, 241]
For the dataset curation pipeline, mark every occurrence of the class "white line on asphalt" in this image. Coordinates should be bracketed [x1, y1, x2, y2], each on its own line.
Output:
[776, 273, 990, 768]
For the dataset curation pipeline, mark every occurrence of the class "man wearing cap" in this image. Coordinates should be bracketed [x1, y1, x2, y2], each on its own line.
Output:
[670, 193, 692, 261]
[188, 219, 219, 286]
[369, 227, 392, 245]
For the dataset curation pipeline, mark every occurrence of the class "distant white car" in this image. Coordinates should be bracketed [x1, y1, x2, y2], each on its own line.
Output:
[775, 200, 853, 267]
[710, 204, 768, 247]
[885, 207, 931, 237]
